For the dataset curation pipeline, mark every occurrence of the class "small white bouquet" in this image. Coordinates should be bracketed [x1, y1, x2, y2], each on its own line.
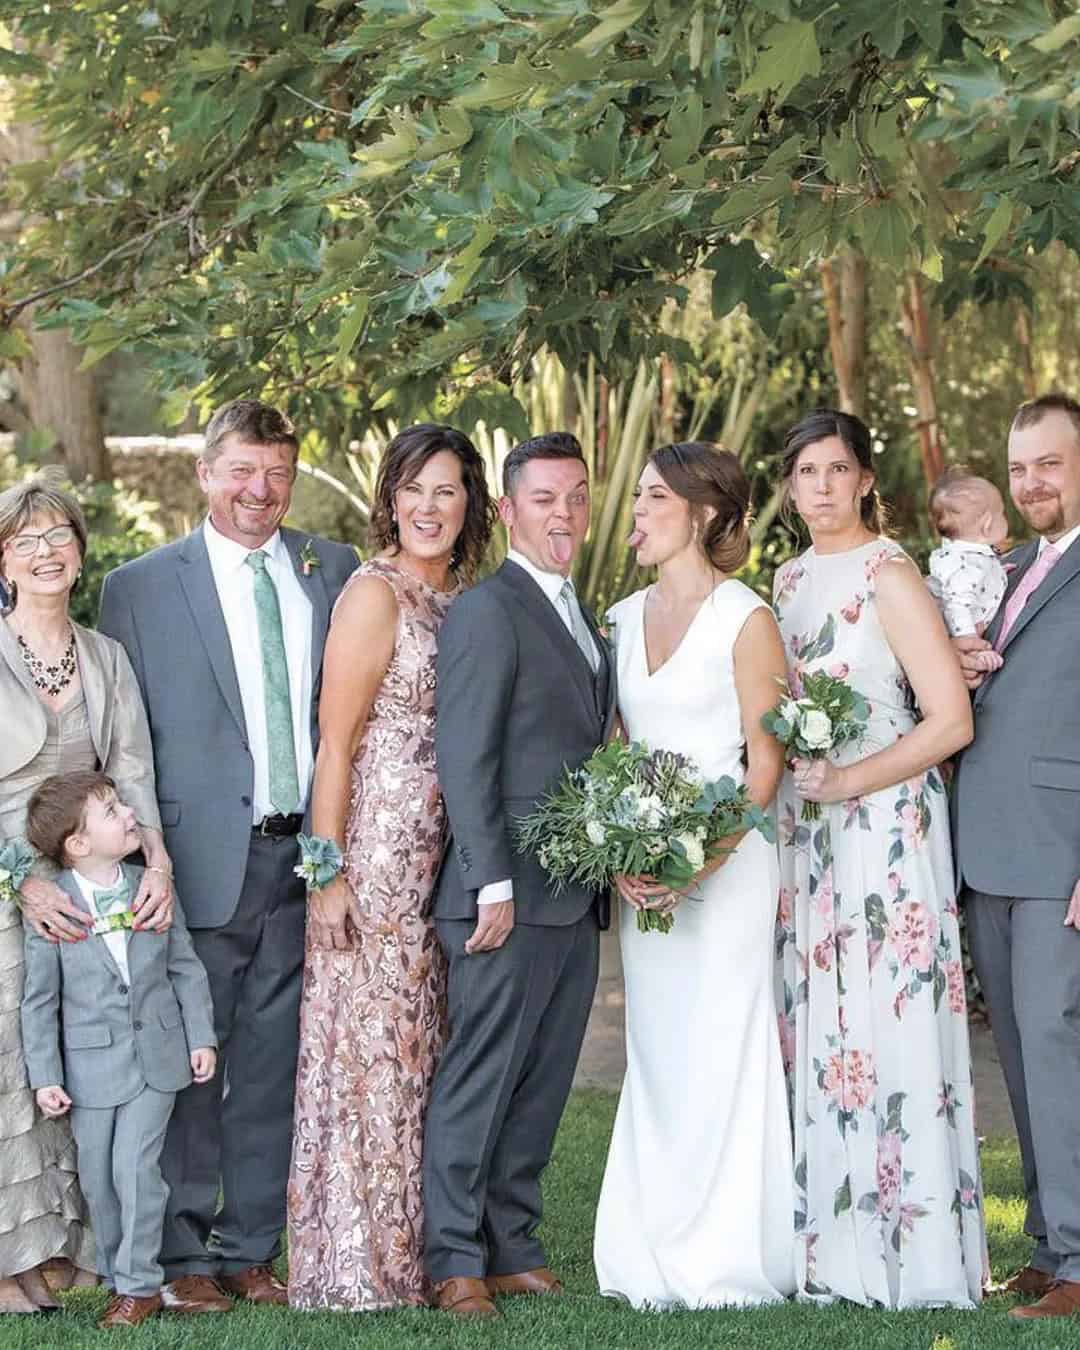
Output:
[761, 671, 870, 820]
[514, 740, 775, 934]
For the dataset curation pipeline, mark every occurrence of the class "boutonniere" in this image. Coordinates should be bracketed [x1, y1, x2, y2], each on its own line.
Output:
[300, 540, 321, 577]
[92, 910, 135, 937]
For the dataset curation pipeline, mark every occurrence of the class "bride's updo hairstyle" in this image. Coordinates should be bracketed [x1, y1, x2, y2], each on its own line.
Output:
[649, 441, 752, 573]
[780, 407, 887, 535]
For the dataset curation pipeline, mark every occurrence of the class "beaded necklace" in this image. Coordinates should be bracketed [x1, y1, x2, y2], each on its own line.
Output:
[17, 632, 77, 697]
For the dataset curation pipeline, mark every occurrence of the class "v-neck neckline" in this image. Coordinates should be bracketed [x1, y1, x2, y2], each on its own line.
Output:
[640, 579, 730, 680]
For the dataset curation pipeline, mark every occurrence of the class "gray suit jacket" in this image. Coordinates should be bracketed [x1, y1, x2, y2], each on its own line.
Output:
[433, 560, 617, 927]
[21, 863, 216, 1107]
[0, 620, 161, 845]
[953, 537, 1080, 899]
[98, 524, 357, 928]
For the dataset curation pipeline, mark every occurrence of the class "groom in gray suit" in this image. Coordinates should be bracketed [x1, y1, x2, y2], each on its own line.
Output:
[953, 393, 1080, 1321]
[424, 433, 616, 1318]
[98, 400, 356, 1313]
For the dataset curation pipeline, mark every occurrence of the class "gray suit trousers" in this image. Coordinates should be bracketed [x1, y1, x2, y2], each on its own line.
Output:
[965, 889, 1080, 1279]
[159, 833, 306, 1277]
[423, 913, 599, 1282]
[71, 1088, 175, 1296]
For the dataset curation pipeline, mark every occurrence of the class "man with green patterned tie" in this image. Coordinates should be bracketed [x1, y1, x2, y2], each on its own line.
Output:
[99, 400, 357, 1315]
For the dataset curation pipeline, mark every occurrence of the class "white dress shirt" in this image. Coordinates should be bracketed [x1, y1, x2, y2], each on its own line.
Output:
[1040, 522, 1080, 558]
[203, 519, 314, 822]
[477, 551, 598, 906]
[73, 864, 130, 984]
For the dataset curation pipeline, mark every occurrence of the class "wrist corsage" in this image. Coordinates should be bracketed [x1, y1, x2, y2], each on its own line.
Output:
[295, 834, 344, 891]
[0, 839, 36, 908]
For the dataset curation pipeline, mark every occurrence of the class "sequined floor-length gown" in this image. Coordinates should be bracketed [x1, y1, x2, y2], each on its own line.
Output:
[287, 560, 455, 1311]
[773, 539, 985, 1308]
[0, 696, 94, 1278]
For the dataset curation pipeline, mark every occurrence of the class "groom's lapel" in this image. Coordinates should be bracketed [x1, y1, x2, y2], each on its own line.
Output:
[496, 561, 600, 727]
[176, 527, 246, 741]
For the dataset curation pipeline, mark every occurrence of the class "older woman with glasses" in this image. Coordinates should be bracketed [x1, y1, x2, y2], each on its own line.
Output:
[0, 476, 173, 1314]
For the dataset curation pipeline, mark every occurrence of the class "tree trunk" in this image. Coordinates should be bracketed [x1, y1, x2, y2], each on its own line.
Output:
[899, 272, 944, 486]
[819, 249, 868, 419]
[657, 353, 677, 445]
[1014, 303, 1037, 400]
[1, 91, 109, 480]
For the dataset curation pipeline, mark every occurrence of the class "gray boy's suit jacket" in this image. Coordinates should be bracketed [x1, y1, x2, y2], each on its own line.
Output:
[21, 863, 216, 1108]
[98, 525, 357, 928]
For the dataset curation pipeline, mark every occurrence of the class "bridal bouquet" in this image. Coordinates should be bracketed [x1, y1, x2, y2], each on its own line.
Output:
[514, 739, 775, 934]
[761, 670, 870, 820]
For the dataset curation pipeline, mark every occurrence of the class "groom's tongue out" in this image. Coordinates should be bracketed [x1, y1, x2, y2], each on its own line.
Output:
[548, 530, 574, 567]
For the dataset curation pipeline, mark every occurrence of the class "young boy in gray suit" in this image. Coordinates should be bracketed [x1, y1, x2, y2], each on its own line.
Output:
[21, 771, 216, 1330]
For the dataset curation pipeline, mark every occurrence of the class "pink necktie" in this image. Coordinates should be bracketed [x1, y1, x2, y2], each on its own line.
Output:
[994, 544, 1060, 650]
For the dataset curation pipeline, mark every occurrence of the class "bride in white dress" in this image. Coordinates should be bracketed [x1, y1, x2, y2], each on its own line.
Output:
[593, 443, 796, 1309]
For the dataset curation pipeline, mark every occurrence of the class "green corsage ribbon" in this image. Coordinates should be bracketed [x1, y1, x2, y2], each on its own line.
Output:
[294, 834, 344, 891]
[0, 839, 36, 908]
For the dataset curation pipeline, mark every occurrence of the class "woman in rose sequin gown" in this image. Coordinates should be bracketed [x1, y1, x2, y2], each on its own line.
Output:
[287, 426, 494, 1312]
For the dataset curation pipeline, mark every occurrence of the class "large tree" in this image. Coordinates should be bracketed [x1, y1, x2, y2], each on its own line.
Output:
[0, 0, 1077, 435]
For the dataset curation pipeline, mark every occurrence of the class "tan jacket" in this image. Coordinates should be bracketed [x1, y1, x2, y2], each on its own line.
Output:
[0, 618, 161, 836]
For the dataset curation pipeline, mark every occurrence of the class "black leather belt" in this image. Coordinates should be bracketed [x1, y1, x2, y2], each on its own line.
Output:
[253, 813, 304, 838]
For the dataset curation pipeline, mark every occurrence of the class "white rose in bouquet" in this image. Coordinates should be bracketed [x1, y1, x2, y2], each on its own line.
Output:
[801, 707, 833, 750]
[674, 831, 705, 872]
[780, 699, 800, 725]
[585, 819, 606, 846]
[637, 794, 666, 829]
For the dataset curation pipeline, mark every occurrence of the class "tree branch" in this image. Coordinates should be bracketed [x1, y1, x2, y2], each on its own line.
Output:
[0, 102, 275, 326]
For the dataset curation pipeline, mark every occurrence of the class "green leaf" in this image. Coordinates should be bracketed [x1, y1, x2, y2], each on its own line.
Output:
[974, 198, 1012, 267]
[334, 294, 369, 366]
[0, 327, 31, 360]
[439, 224, 497, 308]
[737, 20, 821, 103]
[660, 92, 704, 170]
[456, 53, 541, 110]
[1031, 13, 1080, 53]
[573, 0, 652, 54]
[856, 197, 911, 270]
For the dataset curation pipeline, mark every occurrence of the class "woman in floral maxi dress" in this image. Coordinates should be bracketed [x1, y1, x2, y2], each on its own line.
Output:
[773, 409, 985, 1308]
[287, 426, 493, 1311]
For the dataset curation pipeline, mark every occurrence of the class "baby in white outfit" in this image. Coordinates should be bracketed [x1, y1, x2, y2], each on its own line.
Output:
[926, 470, 1009, 673]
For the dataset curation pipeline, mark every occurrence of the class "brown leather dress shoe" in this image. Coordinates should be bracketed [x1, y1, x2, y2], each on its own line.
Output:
[219, 1265, 288, 1306]
[487, 1267, 564, 1297]
[98, 1292, 162, 1329]
[998, 1264, 1056, 1297]
[160, 1274, 233, 1314]
[1010, 1279, 1080, 1320]
[434, 1276, 499, 1318]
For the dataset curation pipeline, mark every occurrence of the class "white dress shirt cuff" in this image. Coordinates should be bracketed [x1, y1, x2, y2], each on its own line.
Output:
[477, 880, 513, 905]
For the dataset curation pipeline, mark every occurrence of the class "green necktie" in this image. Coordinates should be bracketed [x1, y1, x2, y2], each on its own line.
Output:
[245, 550, 301, 815]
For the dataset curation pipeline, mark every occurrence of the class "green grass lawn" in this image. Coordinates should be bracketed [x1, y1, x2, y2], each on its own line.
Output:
[4, 1090, 1077, 1349]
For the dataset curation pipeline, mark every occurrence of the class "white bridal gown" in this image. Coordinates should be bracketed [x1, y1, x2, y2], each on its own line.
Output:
[593, 580, 796, 1309]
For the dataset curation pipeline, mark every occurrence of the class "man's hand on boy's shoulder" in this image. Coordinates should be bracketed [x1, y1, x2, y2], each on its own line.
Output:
[190, 1048, 216, 1084]
[36, 1085, 71, 1117]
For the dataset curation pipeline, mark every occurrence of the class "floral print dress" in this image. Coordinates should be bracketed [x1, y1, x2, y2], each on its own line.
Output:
[774, 538, 985, 1308]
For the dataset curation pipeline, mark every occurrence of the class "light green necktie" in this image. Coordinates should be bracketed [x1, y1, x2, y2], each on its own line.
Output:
[245, 550, 300, 815]
[559, 579, 598, 672]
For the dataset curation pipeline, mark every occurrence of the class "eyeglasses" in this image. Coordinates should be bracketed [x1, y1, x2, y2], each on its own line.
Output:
[7, 524, 78, 557]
